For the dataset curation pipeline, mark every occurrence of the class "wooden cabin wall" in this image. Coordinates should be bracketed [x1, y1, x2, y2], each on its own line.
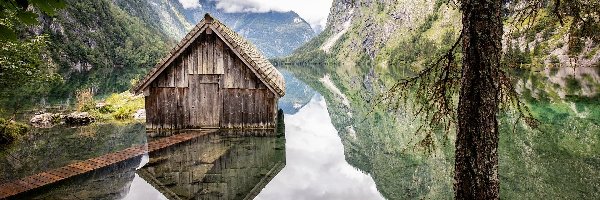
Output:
[145, 87, 187, 130]
[219, 39, 276, 129]
[146, 30, 278, 130]
[221, 89, 277, 129]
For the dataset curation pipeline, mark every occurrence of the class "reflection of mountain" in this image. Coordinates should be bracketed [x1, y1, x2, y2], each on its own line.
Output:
[137, 132, 285, 200]
[279, 0, 600, 199]
[277, 69, 317, 114]
[257, 95, 384, 199]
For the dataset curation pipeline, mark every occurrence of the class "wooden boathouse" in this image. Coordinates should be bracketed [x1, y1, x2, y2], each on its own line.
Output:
[132, 13, 285, 130]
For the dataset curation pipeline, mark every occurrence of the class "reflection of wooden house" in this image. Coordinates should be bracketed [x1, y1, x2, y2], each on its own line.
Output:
[137, 132, 285, 199]
[132, 13, 285, 130]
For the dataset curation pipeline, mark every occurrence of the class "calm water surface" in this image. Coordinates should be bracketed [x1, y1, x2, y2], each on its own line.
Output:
[0, 96, 383, 199]
[256, 95, 383, 200]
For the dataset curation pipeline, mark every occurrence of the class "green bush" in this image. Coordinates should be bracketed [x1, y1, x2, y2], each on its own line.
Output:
[112, 106, 134, 120]
[0, 118, 28, 145]
[97, 104, 115, 114]
[85, 91, 144, 121]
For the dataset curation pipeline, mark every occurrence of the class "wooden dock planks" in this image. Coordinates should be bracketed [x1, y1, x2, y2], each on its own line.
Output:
[0, 130, 216, 199]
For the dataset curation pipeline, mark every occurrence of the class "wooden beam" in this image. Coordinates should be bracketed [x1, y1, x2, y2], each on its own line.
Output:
[134, 25, 209, 94]
[208, 24, 281, 98]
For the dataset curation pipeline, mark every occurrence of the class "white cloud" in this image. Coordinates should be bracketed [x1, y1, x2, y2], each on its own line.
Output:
[178, 0, 202, 9]
[213, 0, 333, 32]
[255, 95, 384, 199]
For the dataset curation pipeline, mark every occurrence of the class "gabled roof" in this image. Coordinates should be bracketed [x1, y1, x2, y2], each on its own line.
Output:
[131, 13, 285, 97]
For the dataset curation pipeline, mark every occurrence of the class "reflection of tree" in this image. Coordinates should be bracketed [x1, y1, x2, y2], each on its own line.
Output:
[0, 123, 146, 182]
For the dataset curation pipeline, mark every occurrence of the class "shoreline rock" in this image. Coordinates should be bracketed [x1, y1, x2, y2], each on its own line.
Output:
[30, 112, 95, 128]
[64, 112, 95, 126]
[30, 113, 63, 128]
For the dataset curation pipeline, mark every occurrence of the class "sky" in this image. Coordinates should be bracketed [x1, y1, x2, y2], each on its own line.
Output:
[178, 0, 334, 32]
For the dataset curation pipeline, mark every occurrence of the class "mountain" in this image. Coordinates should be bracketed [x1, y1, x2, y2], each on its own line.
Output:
[114, 0, 193, 40]
[176, 0, 315, 58]
[117, 0, 315, 58]
[34, 0, 314, 100]
[38, 0, 174, 98]
[280, 0, 600, 199]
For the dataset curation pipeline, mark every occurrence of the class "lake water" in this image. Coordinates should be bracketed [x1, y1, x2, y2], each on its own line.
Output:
[2, 67, 599, 199]
[0, 87, 385, 199]
[256, 95, 383, 200]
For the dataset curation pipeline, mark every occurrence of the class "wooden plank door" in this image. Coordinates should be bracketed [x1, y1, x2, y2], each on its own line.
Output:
[190, 82, 222, 128]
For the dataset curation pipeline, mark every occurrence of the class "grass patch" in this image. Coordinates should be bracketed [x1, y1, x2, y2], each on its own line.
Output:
[88, 91, 144, 121]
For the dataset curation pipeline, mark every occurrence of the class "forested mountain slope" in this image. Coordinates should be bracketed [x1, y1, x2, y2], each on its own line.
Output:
[40, 0, 172, 99]
[26, 0, 314, 103]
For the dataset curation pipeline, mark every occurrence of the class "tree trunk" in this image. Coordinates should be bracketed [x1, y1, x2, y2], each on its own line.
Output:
[455, 0, 503, 199]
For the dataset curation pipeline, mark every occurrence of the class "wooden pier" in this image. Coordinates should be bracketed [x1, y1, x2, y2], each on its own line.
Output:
[0, 130, 216, 199]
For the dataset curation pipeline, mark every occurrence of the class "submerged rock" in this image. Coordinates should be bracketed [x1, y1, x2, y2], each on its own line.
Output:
[64, 112, 95, 126]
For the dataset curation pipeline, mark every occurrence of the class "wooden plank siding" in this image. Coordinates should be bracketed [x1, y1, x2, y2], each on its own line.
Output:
[221, 89, 276, 129]
[145, 30, 278, 130]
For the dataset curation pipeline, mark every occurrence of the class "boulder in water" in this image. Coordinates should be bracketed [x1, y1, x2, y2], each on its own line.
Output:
[30, 113, 63, 128]
[64, 112, 95, 126]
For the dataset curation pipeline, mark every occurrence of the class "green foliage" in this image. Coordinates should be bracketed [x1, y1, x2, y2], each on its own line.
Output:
[0, 1, 64, 114]
[0, 118, 28, 145]
[565, 75, 581, 93]
[0, 34, 62, 114]
[389, 37, 437, 78]
[111, 107, 132, 120]
[87, 91, 144, 121]
[515, 0, 600, 58]
[46, 0, 171, 99]
[96, 104, 114, 114]
[0, 0, 65, 41]
[504, 44, 532, 67]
